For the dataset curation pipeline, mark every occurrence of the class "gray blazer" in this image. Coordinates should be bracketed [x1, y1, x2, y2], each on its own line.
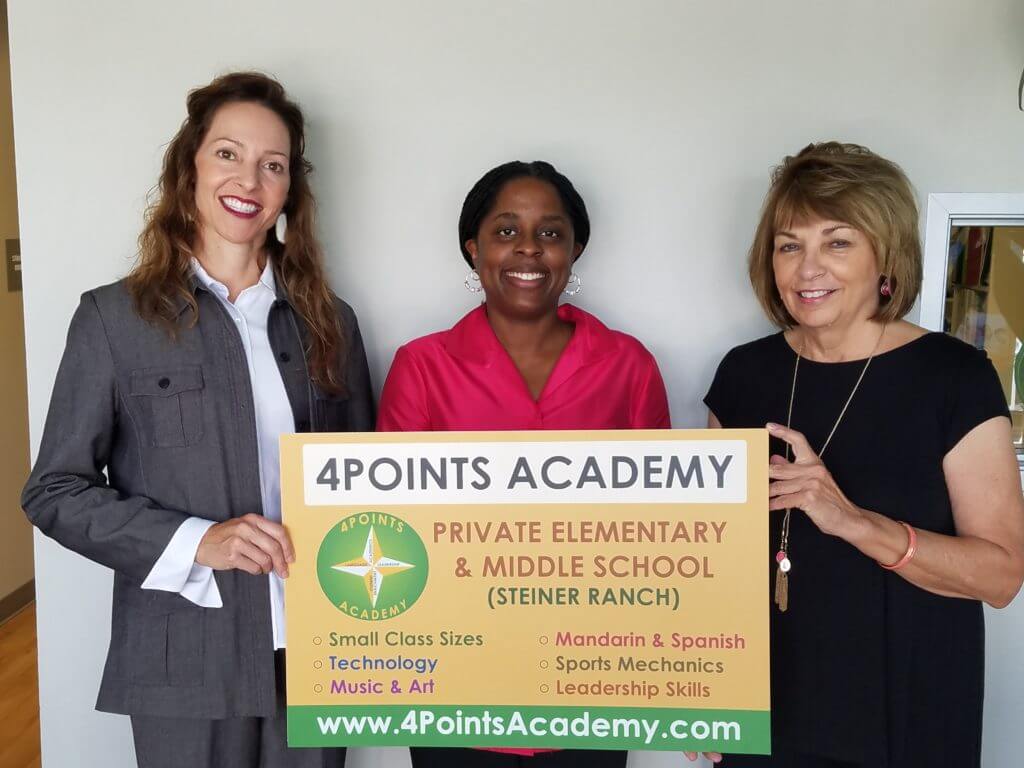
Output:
[22, 277, 375, 718]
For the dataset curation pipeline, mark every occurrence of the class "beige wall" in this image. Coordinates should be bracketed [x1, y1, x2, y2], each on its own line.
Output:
[0, 0, 33, 600]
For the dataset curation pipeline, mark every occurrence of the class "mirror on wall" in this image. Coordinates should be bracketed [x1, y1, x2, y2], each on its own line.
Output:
[943, 224, 1024, 455]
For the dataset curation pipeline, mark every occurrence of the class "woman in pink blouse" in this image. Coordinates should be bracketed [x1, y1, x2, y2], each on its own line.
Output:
[378, 160, 670, 767]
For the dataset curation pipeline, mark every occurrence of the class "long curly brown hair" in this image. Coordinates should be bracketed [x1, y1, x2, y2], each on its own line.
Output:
[127, 71, 346, 394]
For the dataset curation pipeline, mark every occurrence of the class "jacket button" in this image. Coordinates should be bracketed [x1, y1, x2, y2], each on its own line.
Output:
[279, 352, 291, 363]
[158, 377, 170, 389]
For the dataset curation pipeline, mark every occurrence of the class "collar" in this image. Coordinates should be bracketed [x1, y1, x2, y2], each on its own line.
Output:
[191, 256, 277, 296]
[443, 303, 620, 368]
[175, 256, 287, 317]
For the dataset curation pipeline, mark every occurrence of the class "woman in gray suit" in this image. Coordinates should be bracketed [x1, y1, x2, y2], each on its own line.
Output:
[22, 72, 372, 768]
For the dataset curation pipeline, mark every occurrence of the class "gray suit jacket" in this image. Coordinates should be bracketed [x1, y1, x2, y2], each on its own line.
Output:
[22, 277, 375, 718]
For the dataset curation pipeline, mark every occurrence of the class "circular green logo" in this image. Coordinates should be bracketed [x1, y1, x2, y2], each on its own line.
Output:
[316, 511, 429, 621]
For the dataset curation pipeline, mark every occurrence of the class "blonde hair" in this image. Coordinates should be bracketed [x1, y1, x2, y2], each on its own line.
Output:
[748, 141, 922, 327]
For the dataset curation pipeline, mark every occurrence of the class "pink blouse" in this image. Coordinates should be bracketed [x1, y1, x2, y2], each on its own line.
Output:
[378, 303, 670, 433]
[377, 303, 670, 756]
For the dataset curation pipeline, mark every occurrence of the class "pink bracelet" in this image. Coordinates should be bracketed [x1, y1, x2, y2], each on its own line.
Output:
[879, 521, 917, 571]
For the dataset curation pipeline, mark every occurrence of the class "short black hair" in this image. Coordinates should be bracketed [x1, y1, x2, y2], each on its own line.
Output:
[458, 160, 590, 267]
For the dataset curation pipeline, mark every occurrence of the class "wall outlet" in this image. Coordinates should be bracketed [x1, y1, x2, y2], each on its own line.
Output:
[6, 238, 20, 292]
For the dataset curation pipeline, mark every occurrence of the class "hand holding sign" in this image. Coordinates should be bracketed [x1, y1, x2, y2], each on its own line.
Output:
[766, 423, 865, 539]
[197, 513, 295, 577]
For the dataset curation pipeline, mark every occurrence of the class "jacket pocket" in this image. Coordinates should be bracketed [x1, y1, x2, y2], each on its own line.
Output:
[313, 389, 350, 432]
[127, 609, 205, 687]
[129, 366, 205, 447]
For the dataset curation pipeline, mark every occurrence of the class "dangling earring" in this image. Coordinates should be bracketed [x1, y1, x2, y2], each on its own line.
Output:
[880, 276, 892, 297]
[563, 271, 583, 296]
[275, 212, 288, 245]
[464, 269, 482, 293]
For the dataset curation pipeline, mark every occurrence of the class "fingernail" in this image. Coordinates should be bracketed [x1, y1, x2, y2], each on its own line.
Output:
[287, 555, 296, 564]
[766, 422, 780, 431]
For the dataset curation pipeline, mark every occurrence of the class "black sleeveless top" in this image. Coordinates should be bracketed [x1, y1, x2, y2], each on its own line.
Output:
[704, 331, 1009, 767]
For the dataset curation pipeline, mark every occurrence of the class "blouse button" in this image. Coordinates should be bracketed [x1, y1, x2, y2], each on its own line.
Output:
[158, 377, 170, 389]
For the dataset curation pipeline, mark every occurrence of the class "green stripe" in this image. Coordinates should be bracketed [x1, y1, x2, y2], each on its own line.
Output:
[287, 705, 770, 752]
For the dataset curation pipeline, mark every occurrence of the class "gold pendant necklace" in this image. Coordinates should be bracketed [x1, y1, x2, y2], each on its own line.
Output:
[774, 324, 886, 613]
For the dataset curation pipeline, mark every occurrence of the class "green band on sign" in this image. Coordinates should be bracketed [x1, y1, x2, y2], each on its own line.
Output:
[287, 705, 770, 752]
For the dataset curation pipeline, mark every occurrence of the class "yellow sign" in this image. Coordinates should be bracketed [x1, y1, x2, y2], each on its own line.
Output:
[283, 429, 769, 753]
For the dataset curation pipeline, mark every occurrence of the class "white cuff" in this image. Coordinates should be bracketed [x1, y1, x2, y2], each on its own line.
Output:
[141, 517, 223, 608]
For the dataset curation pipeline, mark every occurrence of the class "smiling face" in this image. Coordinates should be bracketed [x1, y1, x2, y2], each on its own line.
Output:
[772, 217, 883, 330]
[193, 101, 291, 251]
[465, 176, 582, 321]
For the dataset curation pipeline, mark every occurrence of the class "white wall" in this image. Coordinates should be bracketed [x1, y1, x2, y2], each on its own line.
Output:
[8, 1, 1024, 766]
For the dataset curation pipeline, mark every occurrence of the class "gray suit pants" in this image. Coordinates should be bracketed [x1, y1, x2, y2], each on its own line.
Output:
[131, 652, 346, 768]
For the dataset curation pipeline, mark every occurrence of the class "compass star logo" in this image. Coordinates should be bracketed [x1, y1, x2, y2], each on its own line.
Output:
[332, 526, 414, 607]
[316, 512, 428, 621]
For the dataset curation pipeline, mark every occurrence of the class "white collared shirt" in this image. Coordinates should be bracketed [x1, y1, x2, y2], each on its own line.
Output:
[141, 258, 295, 649]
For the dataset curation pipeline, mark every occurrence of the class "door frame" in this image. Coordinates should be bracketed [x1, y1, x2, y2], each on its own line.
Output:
[920, 192, 1024, 330]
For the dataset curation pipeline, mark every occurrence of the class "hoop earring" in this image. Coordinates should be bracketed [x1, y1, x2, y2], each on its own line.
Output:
[880, 276, 891, 297]
[563, 271, 583, 296]
[275, 212, 287, 245]
[464, 270, 482, 293]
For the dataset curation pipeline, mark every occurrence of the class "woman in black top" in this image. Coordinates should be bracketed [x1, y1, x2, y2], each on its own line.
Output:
[695, 142, 1024, 768]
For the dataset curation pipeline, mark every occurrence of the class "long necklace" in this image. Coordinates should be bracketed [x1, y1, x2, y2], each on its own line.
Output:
[774, 324, 886, 612]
